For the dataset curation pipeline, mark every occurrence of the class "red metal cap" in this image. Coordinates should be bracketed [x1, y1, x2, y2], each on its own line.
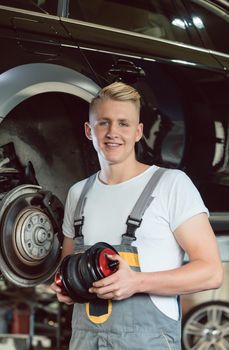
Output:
[98, 248, 117, 277]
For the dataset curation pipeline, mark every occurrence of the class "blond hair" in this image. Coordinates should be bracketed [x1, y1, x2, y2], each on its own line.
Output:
[89, 82, 141, 118]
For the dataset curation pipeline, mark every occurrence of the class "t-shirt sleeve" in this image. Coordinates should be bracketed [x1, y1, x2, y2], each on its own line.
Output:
[167, 171, 209, 232]
[62, 185, 78, 238]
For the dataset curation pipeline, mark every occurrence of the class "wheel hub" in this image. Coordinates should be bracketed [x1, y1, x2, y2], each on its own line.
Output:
[14, 208, 54, 263]
[204, 327, 222, 343]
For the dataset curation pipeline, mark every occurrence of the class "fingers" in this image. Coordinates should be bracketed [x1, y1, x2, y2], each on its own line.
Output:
[89, 284, 121, 300]
[50, 282, 62, 294]
[88, 269, 119, 299]
[57, 294, 74, 305]
[106, 253, 121, 261]
[92, 272, 116, 288]
[106, 253, 125, 267]
[51, 282, 74, 305]
[89, 268, 124, 300]
[89, 280, 114, 297]
[97, 291, 121, 300]
[89, 260, 138, 301]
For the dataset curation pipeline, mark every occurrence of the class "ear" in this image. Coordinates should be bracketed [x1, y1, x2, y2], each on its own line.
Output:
[135, 123, 143, 142]
[85, 122, 92, 140]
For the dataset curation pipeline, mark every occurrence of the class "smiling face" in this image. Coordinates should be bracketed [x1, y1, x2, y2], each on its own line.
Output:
[85, 98, 143, 167]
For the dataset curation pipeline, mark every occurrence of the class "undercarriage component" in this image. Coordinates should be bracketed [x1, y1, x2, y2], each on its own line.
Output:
[0, 184, 63, 287]
[55, 242, 119, 303]
[0, 142, 38, 196]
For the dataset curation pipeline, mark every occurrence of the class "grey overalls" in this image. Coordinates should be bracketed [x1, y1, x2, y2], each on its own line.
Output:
[69, 168, 181, 350]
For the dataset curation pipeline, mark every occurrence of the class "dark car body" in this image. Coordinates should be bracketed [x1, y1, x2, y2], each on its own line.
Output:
[0, 0, 228, 349]
[0, 0, 228, 206]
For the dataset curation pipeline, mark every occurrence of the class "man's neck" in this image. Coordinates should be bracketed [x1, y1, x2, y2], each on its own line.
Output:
[98, 161, 150, 185]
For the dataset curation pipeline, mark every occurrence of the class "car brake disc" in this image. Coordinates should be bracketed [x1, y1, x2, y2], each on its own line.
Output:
[0, 184, 64, 287]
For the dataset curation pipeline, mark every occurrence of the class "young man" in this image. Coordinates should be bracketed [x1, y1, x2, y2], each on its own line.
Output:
[52, 82, 223, 349]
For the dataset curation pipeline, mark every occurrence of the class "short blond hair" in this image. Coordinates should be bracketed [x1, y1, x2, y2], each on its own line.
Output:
[89, 82, 141, 118]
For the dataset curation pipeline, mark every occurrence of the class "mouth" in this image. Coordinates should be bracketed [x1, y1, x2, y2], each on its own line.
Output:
[104, 142, 122, 148]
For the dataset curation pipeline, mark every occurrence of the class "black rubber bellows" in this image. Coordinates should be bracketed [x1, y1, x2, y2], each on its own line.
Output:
[55, 242, 119, 303]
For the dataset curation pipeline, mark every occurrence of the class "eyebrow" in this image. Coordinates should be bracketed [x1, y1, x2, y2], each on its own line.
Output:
[98, 117, 130, 122]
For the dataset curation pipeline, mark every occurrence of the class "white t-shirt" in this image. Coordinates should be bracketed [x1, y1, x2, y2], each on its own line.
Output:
[62, 165, 208, 320]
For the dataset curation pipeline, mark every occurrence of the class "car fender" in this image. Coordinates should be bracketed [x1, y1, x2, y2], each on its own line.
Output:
[0, 62, 100, 120]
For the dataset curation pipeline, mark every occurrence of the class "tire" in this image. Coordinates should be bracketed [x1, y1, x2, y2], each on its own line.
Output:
[182, 301, 229, 350]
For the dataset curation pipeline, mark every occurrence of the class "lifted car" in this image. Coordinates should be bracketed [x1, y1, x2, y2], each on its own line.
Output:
[0, 1, 228, 349]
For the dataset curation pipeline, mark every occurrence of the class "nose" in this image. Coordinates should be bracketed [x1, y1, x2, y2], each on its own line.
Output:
[106, 122, 118, 138]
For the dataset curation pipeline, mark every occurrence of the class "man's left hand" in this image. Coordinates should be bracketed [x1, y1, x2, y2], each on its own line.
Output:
[89, 254, 139, 300]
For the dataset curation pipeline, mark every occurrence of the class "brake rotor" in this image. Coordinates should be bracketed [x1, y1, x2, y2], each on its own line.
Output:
[14, 208, 54, 263]
[0, 184, 63, 287]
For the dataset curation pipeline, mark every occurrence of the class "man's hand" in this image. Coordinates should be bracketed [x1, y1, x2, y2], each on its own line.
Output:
[50, 236, 75, 305]
[89, 254, 139, 300]
[51, 281, 74, 305]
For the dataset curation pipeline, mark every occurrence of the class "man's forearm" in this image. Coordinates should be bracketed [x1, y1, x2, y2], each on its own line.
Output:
[61, 236, 75, 259]
[135, 260, 223, 296]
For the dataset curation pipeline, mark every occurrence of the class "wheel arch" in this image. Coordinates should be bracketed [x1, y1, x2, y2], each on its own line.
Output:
[0, 62, 100, 120]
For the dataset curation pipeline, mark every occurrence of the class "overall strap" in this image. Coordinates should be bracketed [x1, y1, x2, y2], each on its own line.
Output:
[73, 173, 96, 245]
[122, 167, 167, 245]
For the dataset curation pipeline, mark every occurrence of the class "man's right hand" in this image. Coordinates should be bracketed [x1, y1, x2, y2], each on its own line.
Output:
[50, 236, 75, 304]
[51, 281, 74, 305]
